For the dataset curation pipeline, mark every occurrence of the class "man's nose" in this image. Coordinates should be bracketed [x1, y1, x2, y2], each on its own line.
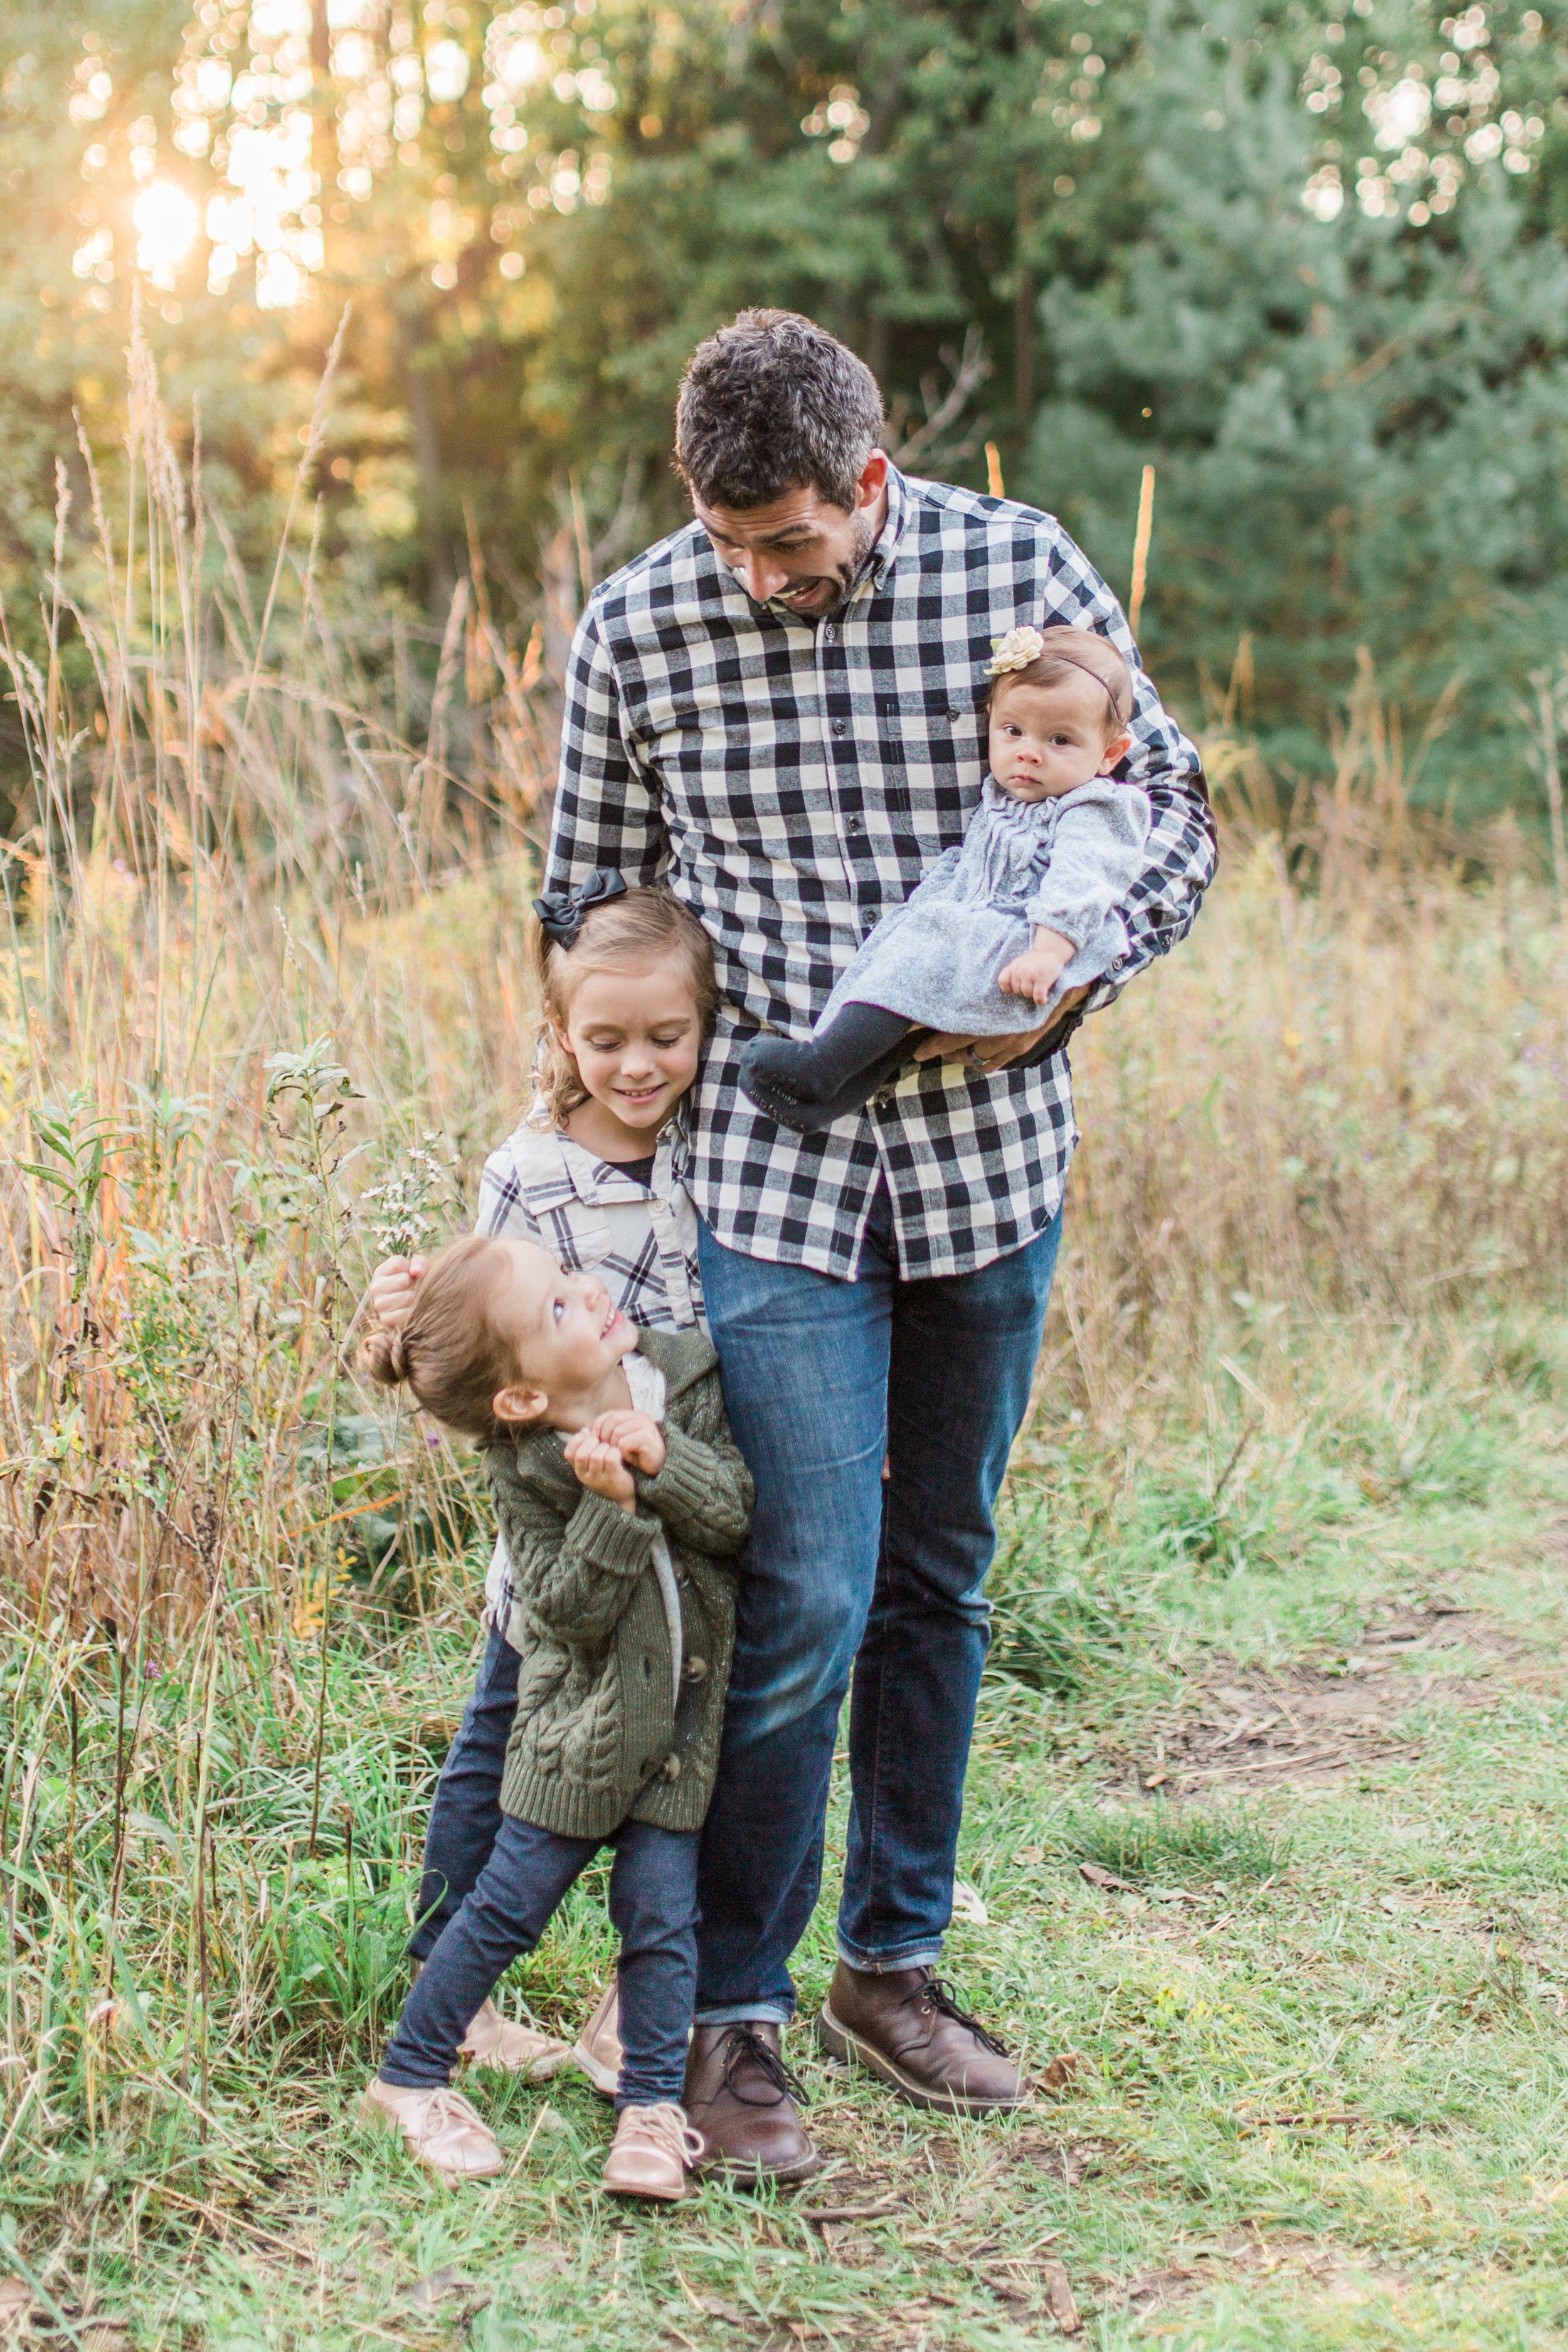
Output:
[736, 551, 790, 602]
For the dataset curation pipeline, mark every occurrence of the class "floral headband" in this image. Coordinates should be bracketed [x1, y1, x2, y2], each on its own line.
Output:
[983, 624, 1134, 724]
[983, 626, 1046, 677]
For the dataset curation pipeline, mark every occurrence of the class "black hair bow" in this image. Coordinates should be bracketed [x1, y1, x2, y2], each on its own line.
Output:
[532, 867, 628, 949]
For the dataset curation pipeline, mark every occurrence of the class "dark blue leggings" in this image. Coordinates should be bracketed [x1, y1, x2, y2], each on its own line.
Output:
[383, 1810, 698, 2109]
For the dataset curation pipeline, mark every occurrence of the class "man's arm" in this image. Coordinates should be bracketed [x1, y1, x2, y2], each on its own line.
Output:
[544, 608, 667, 891]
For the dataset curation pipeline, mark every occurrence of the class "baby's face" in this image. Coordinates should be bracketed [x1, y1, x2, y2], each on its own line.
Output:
[988, 674, 1130, 802]
[487, 1237, 638, 1425]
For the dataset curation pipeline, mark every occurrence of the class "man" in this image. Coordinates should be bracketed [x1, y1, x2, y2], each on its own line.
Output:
[546, 309, 1214, 2181]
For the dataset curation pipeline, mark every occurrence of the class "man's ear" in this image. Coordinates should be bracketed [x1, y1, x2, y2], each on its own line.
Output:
[1098, 731, 1134, 774]
[494, 1384, 549, 1428]
[853, 449, 889, 511]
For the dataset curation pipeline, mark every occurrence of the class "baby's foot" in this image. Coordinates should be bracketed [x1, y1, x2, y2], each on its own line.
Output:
[359, 2077, 504, 2181]
[601, 2101, 706, 2201]
[739, 1039, 832, 1133]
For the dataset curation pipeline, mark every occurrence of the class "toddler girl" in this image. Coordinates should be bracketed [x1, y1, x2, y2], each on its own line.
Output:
[359, 1230, 753, 2198]
[367, 882, 715, 2095]
[739, 625, 1152, 1131]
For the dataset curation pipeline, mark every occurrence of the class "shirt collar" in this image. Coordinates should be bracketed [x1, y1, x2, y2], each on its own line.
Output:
[552, 1123, 674, 1206]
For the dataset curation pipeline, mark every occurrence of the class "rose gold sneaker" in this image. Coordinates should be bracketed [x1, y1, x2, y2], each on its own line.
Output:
[601, 2102, 704, 2202]
[571, 1978, 623, 2100]
[358, 2077, 504, 2182]
[458, 1997, 570, 2079]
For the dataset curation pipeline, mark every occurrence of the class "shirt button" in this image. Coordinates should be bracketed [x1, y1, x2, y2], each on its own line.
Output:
[845, 815, 864, 835]
[824, 623, 837, 641]
[832, 720, 848, 738]
[659, 1753, 682, 1782]
[947, 707, 964, 723]
[682, 1656, 708, 1683]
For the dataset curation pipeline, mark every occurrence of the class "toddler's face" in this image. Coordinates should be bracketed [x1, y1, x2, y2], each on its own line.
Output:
[487, 1237, 638, 1425]
[988, 674, 1130, 802]
[559, 965, 703, 1131]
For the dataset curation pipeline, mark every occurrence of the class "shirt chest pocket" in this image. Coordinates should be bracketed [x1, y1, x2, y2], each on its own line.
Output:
[876, 699, 983, 843]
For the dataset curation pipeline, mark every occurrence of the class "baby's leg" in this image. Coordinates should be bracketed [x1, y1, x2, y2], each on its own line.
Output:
[605, 1821, 701, 2109]
[740, 1004, 922, 1134]
[379, 1816, 598, 2087]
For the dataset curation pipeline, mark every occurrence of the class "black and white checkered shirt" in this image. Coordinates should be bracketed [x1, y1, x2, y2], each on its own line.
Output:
[545, 465, 1216, 1280]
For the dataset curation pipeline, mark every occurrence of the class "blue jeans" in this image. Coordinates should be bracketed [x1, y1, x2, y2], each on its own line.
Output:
[383, 1812, 699, 2109]
[408, 1626, 521, 1964]
[693, 1185, 1060, 2023]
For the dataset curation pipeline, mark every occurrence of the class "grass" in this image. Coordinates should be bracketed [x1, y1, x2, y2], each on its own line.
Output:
[5, 342, 1568, 2348]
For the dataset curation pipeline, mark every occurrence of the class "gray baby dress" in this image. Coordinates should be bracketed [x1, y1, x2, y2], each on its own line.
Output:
[820, 775, 1152, 1037]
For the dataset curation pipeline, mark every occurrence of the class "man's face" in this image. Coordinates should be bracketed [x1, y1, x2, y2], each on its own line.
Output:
[692, 452, 889, 620]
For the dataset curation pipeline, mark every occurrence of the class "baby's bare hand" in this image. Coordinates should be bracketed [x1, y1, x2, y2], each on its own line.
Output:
[999, 931, 1075, 1006]
[562, 1428, 637, 1510]
[588, 1411, 667, 1477]
[368, 1253, 428, 1330]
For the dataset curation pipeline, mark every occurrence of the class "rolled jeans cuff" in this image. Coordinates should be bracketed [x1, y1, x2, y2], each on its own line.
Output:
[835, 1933, 945, 1974]
[692, 2001, 793, 2029]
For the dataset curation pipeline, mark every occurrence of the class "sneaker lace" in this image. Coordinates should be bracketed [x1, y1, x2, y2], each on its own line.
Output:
[622, 2102, 706, 2166]
[718, 2025, 810, 2109]
[901, 1974, 1009, 2058]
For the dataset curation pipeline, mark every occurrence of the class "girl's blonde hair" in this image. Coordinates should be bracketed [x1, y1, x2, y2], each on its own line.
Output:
[363, 1235, 526, 1443]
[529, 885, 718, 1128]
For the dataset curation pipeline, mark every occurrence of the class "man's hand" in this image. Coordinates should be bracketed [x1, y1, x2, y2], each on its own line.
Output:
[368, 1254, 428, 1330]
[585, 1410, 667, 1478]
[562, 1427, 637, 1511]
[997, 927, 1076, 1008]
[913, 985, 1092, 1075]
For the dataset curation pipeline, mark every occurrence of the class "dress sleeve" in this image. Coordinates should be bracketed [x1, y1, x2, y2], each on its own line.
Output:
[1025, 783, 1152, 946]
[544, 607, 667, 892]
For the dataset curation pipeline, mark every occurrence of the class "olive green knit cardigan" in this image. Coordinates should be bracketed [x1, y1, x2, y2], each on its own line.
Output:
[484, 1328, 753, 1840]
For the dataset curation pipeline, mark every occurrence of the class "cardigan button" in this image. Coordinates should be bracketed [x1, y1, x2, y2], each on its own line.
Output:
[659, 1753, 682, 1782]
[682, 1656, 707, 1683]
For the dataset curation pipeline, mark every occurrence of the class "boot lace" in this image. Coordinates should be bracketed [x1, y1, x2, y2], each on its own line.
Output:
[619, 2102, 706, 2166]
[718, 2025, 810, 2109]
[901, 1974, 1009, 2058]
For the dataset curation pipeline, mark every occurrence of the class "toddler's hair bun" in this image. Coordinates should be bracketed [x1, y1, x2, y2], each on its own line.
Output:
[363, 1326, 410, 1389]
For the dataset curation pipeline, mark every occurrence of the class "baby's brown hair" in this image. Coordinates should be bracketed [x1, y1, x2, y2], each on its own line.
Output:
[530, 884, 718, 1127]
[985, 627, 1135, 739]
[363, 1234, 525, 1442]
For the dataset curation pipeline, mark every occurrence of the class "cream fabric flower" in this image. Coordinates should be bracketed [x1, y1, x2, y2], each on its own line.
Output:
[983, 625, 1046, 677]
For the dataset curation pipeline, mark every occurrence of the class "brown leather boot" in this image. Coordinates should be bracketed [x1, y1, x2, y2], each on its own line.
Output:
[682, 2023, 820, 2186]
[817, 1963, 1025, 2115]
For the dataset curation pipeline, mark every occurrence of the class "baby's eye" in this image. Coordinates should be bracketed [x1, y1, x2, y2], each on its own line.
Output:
[552, 1297, 565, 1324]
[651, 1032, 684, 1047]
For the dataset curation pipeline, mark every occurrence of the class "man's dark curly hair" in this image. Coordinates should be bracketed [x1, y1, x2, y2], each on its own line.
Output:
[674, 310, 885, 512]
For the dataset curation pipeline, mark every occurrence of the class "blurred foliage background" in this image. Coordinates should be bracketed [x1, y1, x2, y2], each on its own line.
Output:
[6, 0, 1568, 820]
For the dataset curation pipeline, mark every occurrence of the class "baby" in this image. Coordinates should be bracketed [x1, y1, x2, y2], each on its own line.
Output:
[739, 625, 1152, 1132]
[359, 1232, 753, 2201]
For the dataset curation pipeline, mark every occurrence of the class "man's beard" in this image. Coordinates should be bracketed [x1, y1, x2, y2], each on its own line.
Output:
[777, 510, 880, 615]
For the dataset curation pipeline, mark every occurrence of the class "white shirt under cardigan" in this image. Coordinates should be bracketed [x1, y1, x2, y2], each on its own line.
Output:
[472, 1112, 704, 1656]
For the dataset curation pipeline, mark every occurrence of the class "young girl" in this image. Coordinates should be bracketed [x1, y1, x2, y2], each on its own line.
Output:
[367, 884, 716, 2095]
[739, 625, 1152, 1132]
[360, 1231, 752, 2198]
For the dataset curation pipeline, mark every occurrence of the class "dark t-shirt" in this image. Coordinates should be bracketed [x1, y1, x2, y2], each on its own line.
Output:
[606, 1152, 656, 1190]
